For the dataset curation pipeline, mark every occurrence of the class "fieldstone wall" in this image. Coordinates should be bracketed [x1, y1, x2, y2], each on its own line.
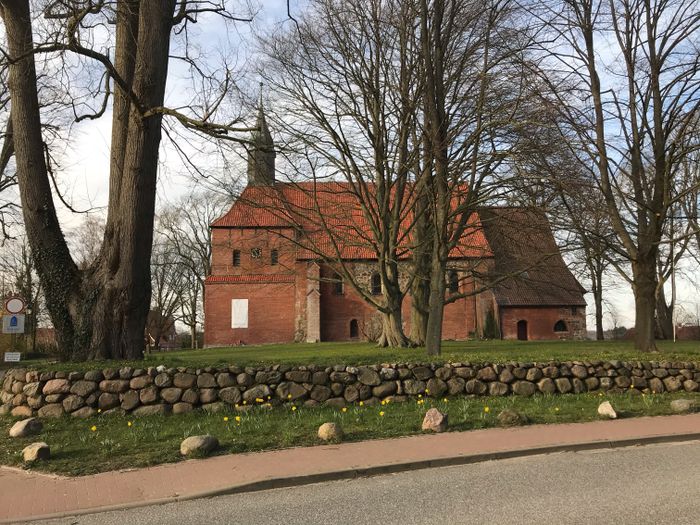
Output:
[1, 359, 698, 418]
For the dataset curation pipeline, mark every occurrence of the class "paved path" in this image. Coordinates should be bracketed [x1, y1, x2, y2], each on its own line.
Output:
[2, 413, 700, 523]
[34, 440, 700, 525]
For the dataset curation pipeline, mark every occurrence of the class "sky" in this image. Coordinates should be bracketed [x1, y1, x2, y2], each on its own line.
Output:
[20, 0, 700, 333]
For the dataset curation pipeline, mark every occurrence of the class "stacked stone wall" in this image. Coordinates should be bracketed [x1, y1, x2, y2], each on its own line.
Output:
[1, 359, 698, 418]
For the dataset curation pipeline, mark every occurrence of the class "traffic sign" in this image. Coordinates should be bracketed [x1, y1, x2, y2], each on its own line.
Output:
[2, 314, 25, 334]
[4, 296, 26, 314]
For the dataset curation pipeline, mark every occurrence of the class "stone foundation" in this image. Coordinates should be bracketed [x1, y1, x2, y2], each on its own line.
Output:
[1, 359, 698, 418]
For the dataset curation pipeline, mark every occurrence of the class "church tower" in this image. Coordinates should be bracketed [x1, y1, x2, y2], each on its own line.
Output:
[247, 94, 276, 186]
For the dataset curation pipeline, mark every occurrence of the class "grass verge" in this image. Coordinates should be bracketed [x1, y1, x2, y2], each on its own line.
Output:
[1, 391, 698, 477]
[4, 340, 700, 373]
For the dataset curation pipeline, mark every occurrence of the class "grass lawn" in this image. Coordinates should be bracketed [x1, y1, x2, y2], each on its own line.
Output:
[1, 390, 698, 476]
[5, 339, 700, 373]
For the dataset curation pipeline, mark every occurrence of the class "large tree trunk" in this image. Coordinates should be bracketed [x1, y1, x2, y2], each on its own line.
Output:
[655, 285, 673, 340]
[377, 261, 411, 348]
[410, 188, 432, 346]
[632, 256, 658, 352]
[377, 307, 410, 348]
[2, 0, 176, 360]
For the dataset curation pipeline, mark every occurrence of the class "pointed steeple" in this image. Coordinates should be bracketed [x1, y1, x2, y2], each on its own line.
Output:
[247, 84, 276, 186]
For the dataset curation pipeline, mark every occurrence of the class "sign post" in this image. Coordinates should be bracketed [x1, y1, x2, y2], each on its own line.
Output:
[2, 296, 26, 360]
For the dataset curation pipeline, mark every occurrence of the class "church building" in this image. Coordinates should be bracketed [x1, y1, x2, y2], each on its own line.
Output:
[203, 106, 587, 347]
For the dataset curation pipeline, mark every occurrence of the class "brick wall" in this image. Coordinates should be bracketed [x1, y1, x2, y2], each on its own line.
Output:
[204, 281, 297, 346]
[500, 306, 587, 341]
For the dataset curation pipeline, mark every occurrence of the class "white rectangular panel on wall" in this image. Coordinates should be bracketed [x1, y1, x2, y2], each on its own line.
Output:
[231, 299, 249, 328]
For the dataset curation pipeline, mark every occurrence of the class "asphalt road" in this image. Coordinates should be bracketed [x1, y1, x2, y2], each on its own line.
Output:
[37, 440, 700, 525]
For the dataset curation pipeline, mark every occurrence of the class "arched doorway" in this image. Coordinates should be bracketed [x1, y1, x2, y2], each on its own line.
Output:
[517, 320, 528, 341]
[350, 319, 359, 339]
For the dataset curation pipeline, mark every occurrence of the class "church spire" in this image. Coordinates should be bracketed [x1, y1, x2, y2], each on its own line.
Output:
[247, 84, 276, 186]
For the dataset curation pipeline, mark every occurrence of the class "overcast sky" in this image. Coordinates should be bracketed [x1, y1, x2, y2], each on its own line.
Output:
[44, 0, 699, 332]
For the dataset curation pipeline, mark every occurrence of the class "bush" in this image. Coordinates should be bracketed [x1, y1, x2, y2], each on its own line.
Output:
[482, 308, 499, 339]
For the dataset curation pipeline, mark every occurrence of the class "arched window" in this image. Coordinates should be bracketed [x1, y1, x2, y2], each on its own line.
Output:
[448, 270, 459, 294]
[232, 250, 241, 267]
[333, 273, 344, 295]
[271, 249, 279, 265]
[554, 320, 568, 332]
[370, 272, 381, 295]
[350, 319, 359, 338]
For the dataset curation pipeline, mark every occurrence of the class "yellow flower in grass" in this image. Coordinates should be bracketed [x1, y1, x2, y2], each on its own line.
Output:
[127, 421, 133, 427]
[90, 425, 97, 432]
[443, 398, 448, 403]
[235, 416, 241, 423]
[291, 406, 297, 411]
[425, 389, 430, 394]
[359, 401, 364, 407]
[379, 411, 385, 417]
[341, 407, 347, 413]
[554, 407, 560, 412]
[483, 406, 490, 413]
[97, 409, 102, 414]
[242, 400, 247, 405]
[256, 398, 264, 403]
[418, 394, 422, 399]
[381, 400, 386, 406]
[287, 394, 292, 399]
[223, 416, 229, 422]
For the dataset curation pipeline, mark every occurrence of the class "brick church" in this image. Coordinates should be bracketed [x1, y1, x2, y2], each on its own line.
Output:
[204, 106, 587, 347]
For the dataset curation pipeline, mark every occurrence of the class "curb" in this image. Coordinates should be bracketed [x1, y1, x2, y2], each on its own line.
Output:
[6, 430, 700, 524]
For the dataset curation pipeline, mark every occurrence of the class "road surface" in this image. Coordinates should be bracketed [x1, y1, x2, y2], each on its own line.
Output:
[36, 440, 700, 525]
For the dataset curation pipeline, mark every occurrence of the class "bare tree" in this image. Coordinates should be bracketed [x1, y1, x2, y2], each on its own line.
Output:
[148, 237, 185, 352]
[528, 0, 700, 351]
[259, 0, 423, 347]
[158, 190, 227, 348]
[0, 0, 257, 360]
[419, 0, 537, 355]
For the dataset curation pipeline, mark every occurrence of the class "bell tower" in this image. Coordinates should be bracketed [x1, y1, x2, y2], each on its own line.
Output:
[247, 87, 276, 186]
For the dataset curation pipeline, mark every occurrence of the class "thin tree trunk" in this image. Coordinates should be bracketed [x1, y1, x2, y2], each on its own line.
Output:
[425, 255, 447, 355]
[592, 264, 604, 341]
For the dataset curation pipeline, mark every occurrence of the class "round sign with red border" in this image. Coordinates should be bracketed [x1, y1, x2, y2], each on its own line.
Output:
[4, 297, 25, 314]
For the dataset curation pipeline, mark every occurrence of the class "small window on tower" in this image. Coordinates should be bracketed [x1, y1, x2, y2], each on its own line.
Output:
[271, 249, 279, 265]
[251, 248, 262, 259]
[232, 250, 241, 267]
[333, 273, 344, 295]
[371, 272, 381, 295]
[448, 270, 459, 294]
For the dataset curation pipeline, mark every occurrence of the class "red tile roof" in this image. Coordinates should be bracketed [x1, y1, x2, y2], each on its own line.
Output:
[212, 182, 492, 260]
[479, 208, 587, 307]
[205, 275, 296, 284]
